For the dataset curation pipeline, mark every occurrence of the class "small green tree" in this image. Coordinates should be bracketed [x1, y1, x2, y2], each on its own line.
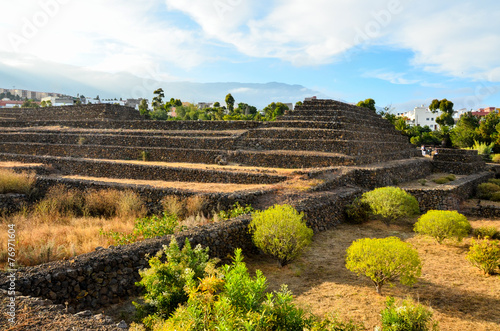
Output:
[361, 187, 420, 223]
[345, 237, 422, 294]
[225, 93, 235, 112]
[249, 204, 313, 267]
[466, 239, 500, 275]
[356, 98, 376, 111]
[414, 210, 471, 244]
[138, 99, 149, 117]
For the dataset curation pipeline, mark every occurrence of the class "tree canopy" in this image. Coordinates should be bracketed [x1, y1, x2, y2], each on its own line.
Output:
[357, 98, 376, 111]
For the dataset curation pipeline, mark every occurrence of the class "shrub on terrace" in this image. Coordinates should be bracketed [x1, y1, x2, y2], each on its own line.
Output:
[379, 297, 439, 331]
[345, 237, 422, 294]
[361, 187, 420, 223]
[414, 210, 471, 244]
[466, 239, 500, 275]
[249, 204, 313, 267]
[476, 182, 500, 200]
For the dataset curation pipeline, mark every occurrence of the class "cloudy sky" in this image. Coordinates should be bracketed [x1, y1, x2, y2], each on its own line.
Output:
[1, 0, 499, 111]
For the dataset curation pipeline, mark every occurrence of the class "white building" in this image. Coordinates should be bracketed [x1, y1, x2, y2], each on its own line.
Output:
[403, 105, 442, 130]
[41, 96, 74, 106]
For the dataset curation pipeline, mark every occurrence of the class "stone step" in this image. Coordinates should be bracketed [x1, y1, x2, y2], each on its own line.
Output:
[244, 127, 409, 143]
[0, 132, 236, 150]
[0, 153, 289, 184]
[0, 127, 240, 137]
[237, 137, 416, 155]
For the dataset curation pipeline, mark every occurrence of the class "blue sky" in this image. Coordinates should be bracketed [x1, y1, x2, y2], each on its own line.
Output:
[1, 0, 500, 111]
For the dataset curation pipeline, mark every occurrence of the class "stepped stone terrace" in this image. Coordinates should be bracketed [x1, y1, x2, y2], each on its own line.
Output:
[0, 99, 492, 315]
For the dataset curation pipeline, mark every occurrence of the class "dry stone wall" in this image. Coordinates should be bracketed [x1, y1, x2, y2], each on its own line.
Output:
[0, 104, 142, 121]
[405, 171, 493, 212]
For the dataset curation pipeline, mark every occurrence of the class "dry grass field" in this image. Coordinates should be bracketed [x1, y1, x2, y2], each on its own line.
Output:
[246, 218, 500, 331]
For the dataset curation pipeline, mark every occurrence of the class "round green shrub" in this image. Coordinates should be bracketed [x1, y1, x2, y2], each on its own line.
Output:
[488, 178, 500, 186]
[467, 239, 500, 275]
[476, 182, 500, 200]
[361, 186, 420, 222]
[380, 297, 438, 331]
[491, 154, 500, 164]
[414, 210, 472, 244]
[249, 204, 313, 267]
[472, 226, 500, 239]
[490, 192, 500, 202]
[345, 237, 421, 294]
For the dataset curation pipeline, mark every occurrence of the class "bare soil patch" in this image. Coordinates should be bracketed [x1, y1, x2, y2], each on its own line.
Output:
[246, 218, 500, 331]
[400, 172, 466, 189]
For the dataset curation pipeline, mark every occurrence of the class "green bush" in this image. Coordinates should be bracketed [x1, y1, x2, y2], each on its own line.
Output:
[476, 182, 500, 200]
[155, 249, 317, 331]
[414, 210, 471, 244]
[466, 239, 500, 275]
[490, 192, 500, 202]
[361, 187, 420, 223]
[134, 238, 216, 328]
[249, 204, 313, 267]
[345, 198, 370, 224]
[491, 154, 500, 164]
[472, 226, 499, 239]
[488, 178, 500, 186]
[101, 212, 182, 245]
[433, 174, 456, 184]
[418, 179, 427, 186]
[432, 177, 450, 184]
[380, 297, 439, 331]
[345, 237, 422, 294]
[216, 202, 254, 221]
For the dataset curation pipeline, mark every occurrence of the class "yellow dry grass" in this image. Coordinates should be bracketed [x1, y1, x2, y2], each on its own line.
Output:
[245, 218, 500, 331]
[62, 175, 272, 193]
[86, 158, 298, 175]
[0, 168, 36, 194]
[0, 213, 135, 267]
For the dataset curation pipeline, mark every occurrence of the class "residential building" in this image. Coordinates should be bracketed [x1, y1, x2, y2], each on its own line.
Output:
[0, 100, 24, 108]
[403, 105, 441, 130]
[471, 107, 498, 117]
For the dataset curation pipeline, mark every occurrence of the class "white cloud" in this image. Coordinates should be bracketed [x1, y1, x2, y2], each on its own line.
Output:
[0, 0, 207, 78]
[164, 0, 500, 81]
[363, 69, 419, 85]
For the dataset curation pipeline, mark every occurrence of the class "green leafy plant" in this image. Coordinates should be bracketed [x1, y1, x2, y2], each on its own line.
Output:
[101, 212, 181, 245]
[345, 237, 422, 294]
[432, 174, 456, 184]
[379, 297, 439, 331]
[414, 210, 471, 244]
[466, 239, 500, 275]
[345, 197, 371, 224]
[491, 154, 500, 163]
[361, 187, 420, 223]
[216, 202, 254, 221]
[418, 179, 427, 186]
[139, 150, 150, 162]
[154, 248, 317, 331]
[467, 140, 494, 156]
[476, 182, 500, 200]
[134, 238, 215, 328]
[249, 204, 313, 267]
[488, 178, 500, 186]
[472, 226, 499, 239]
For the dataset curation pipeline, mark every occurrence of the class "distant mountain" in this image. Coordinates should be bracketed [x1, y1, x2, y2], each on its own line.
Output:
[0, 56, 329, 109]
